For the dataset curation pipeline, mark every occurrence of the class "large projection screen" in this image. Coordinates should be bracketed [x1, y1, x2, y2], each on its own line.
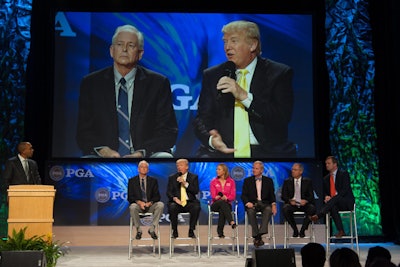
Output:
[52, 12, 315, 159]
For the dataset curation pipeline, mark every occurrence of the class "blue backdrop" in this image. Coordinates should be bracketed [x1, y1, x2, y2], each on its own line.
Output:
[48, 161, 323, 226]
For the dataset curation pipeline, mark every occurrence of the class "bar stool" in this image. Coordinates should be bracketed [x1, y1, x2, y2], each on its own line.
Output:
[243, 211, 276, 258]
[283, 211, 315, 248]
[128, 213, 161, 259]
[169, 212, 201, 258]
[325, 203, 359, 256]
[207, 200, 240, 257]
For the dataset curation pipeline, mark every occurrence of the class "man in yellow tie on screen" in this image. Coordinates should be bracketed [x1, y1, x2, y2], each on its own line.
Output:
[167, 159, 200, 238]
[194, 20, 296, 158]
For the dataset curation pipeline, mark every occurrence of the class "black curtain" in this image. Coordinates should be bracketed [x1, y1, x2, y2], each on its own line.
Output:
[369, 0, 400, 244]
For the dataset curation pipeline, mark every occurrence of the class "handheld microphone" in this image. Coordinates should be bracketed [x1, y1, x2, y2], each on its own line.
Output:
[176, 172, 183, 182]
[217, 61, 236, 99]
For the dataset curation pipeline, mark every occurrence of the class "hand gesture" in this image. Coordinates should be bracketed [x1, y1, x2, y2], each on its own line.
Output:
[209, 130, 235, 154]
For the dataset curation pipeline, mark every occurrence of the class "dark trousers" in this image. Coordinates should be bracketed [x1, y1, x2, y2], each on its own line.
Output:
[318, 196, 354, 231]
[168, 201, 200, 231]
[211, 200, 233, 235]
[282, 203, 316, 232]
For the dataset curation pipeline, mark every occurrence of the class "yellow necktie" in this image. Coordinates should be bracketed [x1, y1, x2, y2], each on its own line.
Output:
[234, 69, 251, 157]
[180, 184, 187, 207]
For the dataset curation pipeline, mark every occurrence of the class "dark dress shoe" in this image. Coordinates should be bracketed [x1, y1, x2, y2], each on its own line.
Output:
[335, 230, 345, 238]
[254, 238, 264, 247]
[135, 231, 142, 240]
[148, 229, 158, 239]
[218, 234, 225, 238]
[172, 230, 178, 239]
[188, 229, 196, 238]
[310, 215, 319, 222]
[299, 231, 306, 238]
[253, 238, 260, 248]
[293, 231, 299, 238]
[231, 223, 237, 229]
[253, 235, 264, 247]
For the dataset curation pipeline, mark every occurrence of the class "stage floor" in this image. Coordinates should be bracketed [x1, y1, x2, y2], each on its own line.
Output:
[53, 226, 400, 267]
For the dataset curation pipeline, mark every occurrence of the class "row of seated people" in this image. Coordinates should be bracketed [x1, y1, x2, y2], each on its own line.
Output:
[128, 157, 356, 253]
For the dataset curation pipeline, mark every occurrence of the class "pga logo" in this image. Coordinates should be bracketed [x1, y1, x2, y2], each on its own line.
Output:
[95, 188, 111, 203]
[65, 168, 95, 178]
[50, 166, 95, 181]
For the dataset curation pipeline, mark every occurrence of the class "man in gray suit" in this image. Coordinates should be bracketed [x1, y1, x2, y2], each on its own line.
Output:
[3, 141, 42, 189]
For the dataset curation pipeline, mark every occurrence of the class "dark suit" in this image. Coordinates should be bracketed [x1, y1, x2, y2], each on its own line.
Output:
[319, 169, 355, 231]
[76, 65, 178, 157]
[3, 156, 41, 189]
[128, 175, 161, 204]
[127, 175, 164, 231]
[281, 177, 316, 233]
[167, 172, 200, 232]
[193, 57, 296, 158]
[241, 175, 276, 237]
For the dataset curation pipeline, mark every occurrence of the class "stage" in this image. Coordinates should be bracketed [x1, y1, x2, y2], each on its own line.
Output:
[53, 226, 400, 267]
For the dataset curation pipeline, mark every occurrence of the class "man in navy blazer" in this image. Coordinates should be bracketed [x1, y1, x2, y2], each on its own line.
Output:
[76, 24, 178, 158]
[3, 142, 42, 189]
[281, 163, 316, 237]
[241, 161, 277, 247]
[128, 160, 164, 240]
[311, 156, 355, 238]
[167, 158, 200, 239]
[193, 20, 296, 158]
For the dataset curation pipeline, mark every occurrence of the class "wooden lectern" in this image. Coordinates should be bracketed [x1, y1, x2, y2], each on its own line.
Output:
[7, 185, 56, 238]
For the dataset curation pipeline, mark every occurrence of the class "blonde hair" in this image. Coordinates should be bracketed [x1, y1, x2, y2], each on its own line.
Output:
[222, 20, 261, 55]
[217, 163, 230, 178]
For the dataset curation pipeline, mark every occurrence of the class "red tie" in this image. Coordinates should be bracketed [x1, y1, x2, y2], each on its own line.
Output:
[330, 174, 336, 197]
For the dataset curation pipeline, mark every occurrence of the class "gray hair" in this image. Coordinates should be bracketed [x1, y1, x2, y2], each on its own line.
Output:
[112, 25, 144, 50]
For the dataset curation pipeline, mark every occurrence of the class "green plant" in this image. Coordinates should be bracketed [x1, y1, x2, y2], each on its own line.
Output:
[0, 227, 68, 267]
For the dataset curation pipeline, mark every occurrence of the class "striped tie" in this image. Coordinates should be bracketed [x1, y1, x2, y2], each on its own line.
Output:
[141, 178, 147, 202]
[117, 78, 131, 156]
[234, 69, 251, 157]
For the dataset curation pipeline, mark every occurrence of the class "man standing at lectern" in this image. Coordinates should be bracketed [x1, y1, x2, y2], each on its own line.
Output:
[3, 141, 42, 189]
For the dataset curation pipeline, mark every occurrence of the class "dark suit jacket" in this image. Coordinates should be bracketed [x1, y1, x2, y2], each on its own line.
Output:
[166, 172, 199, 203]
[322, 169, 355, 208]
[3, 156, 42, 188]
[76, 65, 178, 156]
[241, 175, 276, 205]
[127, 175, 161, 204]
[194, 57, 295, 157]
[281, 176, 315, 205]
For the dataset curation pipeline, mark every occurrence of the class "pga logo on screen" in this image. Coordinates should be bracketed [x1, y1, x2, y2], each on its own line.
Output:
[49, 165, 94, 181]
[172, 84, 198, 111]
